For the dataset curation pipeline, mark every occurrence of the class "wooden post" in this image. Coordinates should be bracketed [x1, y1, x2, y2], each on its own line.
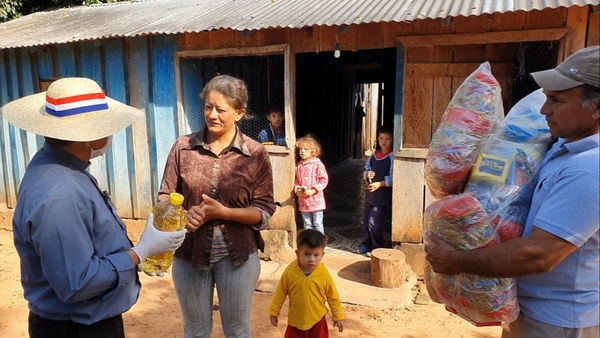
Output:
[371, 248, 406, 288]
[564, 6, 589, 59]
[392, 149, 428, 243]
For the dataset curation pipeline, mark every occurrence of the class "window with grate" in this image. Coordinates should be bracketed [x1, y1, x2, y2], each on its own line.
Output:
[511, 40, 560, 107]
[179, 54, 286, 145]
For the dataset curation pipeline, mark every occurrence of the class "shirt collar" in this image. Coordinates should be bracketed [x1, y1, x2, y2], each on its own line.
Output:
[301, 157, 319, 164]
[43, 142, 90, 171]
[187, 127, 251, 156]
[561, 133, 600, 154]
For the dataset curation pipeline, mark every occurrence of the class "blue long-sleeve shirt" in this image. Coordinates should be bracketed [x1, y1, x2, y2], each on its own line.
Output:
[12, 142, 140, 325]
[257, 126, 286, 146]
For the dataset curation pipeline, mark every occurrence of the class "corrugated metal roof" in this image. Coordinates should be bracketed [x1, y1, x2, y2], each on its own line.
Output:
[0, 0, 597, 49]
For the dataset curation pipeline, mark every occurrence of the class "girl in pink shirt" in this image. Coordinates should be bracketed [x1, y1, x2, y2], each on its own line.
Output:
[295, 135, 329, 235]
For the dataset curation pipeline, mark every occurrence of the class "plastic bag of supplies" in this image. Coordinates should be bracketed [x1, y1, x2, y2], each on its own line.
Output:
[424, 62, 504, 199]
[424, 87, 553, 327]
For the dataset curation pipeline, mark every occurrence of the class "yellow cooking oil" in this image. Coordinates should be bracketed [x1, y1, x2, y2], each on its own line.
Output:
[141, 192, 186, 277]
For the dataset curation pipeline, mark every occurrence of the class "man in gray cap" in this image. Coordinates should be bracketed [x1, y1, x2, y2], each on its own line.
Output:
[426, 45, 599, 338]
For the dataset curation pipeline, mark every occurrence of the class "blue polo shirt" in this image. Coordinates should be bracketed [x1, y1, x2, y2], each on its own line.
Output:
[518, 133, 599, 328]
[12, 143, 141, 325]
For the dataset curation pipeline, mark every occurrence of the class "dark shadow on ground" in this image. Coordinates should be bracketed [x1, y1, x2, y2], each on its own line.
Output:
[337, 260, 373, 286]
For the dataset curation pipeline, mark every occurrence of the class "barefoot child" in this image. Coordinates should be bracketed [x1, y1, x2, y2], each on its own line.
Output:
[295, 135, 329, 235]
[358, 125, 393, 256]
[269, 229, 345, 337]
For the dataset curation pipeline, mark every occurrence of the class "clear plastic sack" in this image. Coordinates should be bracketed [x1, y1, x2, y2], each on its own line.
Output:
[425, 62, 504, 199]
[423, 193, 517, 327]
[466, 88, 553, 242]
[423, 84, 553, 328]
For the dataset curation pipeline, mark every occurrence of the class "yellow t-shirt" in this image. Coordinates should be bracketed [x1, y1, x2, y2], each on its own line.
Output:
[269, 260, 345, 330]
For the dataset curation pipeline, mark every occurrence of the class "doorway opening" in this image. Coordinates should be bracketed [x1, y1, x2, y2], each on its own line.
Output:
[294, 47, 397, 252]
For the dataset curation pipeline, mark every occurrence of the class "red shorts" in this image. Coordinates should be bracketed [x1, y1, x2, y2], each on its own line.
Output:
[284, 316, 329, 338]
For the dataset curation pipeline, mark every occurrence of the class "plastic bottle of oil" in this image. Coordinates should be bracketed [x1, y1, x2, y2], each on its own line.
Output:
[140, 192, 186, 277]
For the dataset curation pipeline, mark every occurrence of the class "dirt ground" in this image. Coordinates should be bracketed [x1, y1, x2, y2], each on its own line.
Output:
[0, 208, 502, 338]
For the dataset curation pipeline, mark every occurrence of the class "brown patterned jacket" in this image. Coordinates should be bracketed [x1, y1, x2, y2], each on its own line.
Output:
[158, 128, 276, 270]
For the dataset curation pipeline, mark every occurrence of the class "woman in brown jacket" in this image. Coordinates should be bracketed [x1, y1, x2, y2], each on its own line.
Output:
[158, 75, 276, 338]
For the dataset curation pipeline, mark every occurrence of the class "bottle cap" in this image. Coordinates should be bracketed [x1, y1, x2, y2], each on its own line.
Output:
[168, 192, 184, 205]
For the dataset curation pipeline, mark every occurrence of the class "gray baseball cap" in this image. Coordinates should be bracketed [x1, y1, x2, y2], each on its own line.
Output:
[531, 45, 599, 91]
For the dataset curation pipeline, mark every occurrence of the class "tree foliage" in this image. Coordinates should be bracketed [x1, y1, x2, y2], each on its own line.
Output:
[1, 0, 124, 23]
[0, 0, 22, 23]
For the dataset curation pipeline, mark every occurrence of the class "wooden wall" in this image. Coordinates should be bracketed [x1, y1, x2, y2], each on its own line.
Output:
[588, 10, 600, 46]
[179, 7, 595, 55]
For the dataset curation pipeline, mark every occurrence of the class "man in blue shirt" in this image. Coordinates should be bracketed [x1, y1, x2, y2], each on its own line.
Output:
[1, 77, 187, 338]
[425, 46, 599, 338]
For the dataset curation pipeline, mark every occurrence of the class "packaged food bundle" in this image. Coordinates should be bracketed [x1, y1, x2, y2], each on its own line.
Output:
[425, 260, 519, 326]
[424, 194, 497, 250]
[465, 88, 553, 242]
[450, 274, 518, 326]
[424, 263, 456, 305]
[498, 89, 552, 145]
[425, 62, 504, 199]
[423, 89, 553, 327]
[423, 193, 516, 326]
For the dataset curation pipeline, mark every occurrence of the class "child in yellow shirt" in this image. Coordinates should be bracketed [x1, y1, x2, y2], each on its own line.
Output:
[269, 229, 345, 337]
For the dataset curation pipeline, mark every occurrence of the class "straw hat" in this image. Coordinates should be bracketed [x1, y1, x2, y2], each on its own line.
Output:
[0, 77, 144, 142]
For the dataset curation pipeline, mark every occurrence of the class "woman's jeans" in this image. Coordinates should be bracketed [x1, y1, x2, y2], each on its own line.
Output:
[301, 210, 324, 234]
[172, 253, 260, 338]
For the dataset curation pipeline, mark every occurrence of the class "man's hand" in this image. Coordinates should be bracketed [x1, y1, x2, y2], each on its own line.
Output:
[270, 315, 278, 327]
[333, 320, 344, 332]
[424, 232, 461, 275]
[131, 213, 187, 262]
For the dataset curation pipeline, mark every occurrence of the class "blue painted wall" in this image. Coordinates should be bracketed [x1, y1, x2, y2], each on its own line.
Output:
[0, 36, 181, 218]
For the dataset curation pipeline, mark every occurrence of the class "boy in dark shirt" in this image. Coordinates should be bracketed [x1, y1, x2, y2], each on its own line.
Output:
[258, 109, 286, 146]
[359, 125, 393, 256]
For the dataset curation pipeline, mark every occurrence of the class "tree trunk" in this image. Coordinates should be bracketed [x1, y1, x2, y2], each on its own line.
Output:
[371, 248, 406, 288]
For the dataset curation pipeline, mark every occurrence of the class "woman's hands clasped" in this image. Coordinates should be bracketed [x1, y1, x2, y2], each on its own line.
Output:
[186, 194, 228, 232]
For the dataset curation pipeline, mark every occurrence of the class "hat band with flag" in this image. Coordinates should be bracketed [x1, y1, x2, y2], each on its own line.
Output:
[45, 92, 109, 117]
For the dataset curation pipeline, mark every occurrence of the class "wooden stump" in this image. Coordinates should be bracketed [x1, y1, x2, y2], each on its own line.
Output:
[371, 248, 406, 288]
